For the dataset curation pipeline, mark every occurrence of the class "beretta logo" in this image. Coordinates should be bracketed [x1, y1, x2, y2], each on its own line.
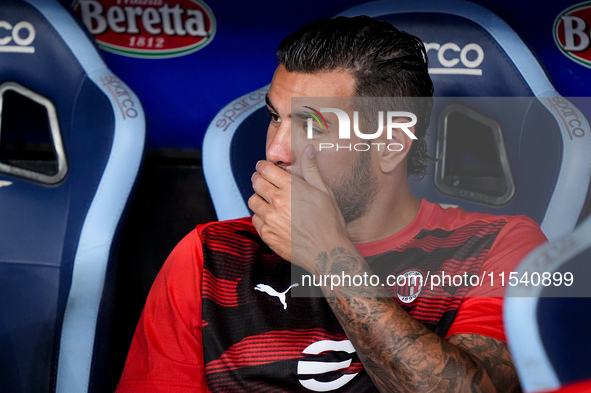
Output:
[74, 0, 216, 58]
[554, 2, 591, 68]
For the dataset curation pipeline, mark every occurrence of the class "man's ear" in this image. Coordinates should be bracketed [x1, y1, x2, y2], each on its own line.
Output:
[376, 121, 415, 174]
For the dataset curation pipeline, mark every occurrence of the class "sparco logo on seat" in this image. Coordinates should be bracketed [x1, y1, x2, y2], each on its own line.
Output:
[75, 0, 216, 59]
[424, 42, 484, 75]
[0, 21, 35, 54]
[554, 2, 591, 68]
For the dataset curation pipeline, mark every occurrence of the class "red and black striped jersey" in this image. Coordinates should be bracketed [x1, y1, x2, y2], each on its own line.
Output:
[200, 201, 547, 392]
[116, 200, 547, 393]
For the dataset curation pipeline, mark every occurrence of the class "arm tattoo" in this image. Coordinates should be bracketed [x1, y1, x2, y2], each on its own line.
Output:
[315, 247, 521, 393]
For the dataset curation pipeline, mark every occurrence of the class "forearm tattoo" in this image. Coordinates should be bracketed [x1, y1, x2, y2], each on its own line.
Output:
[315, 247, 521, 393]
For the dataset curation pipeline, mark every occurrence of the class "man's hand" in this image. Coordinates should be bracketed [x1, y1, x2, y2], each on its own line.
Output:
[249, 145, 348, 271]
[248, 158, 293, 261]
[250, 146, 521, 393]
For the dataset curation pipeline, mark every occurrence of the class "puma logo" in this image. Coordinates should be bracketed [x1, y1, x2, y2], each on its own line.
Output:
[254, 283, 299, 310]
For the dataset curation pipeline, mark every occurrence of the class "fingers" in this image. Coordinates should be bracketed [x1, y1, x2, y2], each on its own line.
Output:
[249, 180, 292, 262]
[250, 209, 264, 234]
[248, 192, 279, 243]
[251, 160, 290, 205]
[248, 191, 272, 216]
[300, 145, 330, 194]
[255, 160, 290, 189]
[249, 164, 290, 218]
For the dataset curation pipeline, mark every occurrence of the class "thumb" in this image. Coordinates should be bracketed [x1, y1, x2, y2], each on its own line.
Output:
[301, 145, 329, 193]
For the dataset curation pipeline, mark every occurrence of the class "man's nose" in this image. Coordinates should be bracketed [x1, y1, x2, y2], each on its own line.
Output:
[266, 124, 291, 167]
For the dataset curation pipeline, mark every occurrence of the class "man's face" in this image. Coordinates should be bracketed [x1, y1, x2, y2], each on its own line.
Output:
[265, 64, 378, 222]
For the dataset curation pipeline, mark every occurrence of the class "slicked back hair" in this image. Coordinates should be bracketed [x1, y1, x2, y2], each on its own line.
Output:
[277, 16, 434, 178]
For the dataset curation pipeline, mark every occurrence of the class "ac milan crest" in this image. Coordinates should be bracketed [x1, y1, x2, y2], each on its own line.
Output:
[396, 270, 425, 304]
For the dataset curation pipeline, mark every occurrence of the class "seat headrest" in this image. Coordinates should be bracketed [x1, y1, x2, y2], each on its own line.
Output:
[338, 0, 556, 97]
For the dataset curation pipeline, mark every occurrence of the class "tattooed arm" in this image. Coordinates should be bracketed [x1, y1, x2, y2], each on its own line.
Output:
[250, 157, 521, 393]
[317, 246, 520, 393]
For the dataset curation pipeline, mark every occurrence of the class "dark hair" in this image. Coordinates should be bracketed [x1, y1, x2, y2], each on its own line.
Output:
[277, 16, 434, 178]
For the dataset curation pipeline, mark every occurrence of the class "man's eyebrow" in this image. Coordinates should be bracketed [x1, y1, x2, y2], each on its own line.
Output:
[265, 94, 331, 125]
[293, 110, 332, 126]
[265, 94, 276, 112]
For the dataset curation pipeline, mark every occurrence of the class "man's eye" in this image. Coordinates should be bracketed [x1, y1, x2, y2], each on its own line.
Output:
[267, 111, 280, 123]
[310, 127, 323, 136]
[302, 120, 324, 137]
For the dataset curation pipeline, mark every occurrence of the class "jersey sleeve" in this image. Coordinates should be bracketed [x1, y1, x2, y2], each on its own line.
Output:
[116, 229, 210, 393]
[446, 216, 548, 341]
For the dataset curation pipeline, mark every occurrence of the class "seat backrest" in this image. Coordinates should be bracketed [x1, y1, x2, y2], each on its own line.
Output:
[202, 0, 591, 241]
[0, 1, 145, 392]
[203, 86, 268, 221]
[504, 214, 591, 392]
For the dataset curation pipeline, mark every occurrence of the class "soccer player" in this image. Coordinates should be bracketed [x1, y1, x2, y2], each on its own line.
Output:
[117, 16, 546, 392]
